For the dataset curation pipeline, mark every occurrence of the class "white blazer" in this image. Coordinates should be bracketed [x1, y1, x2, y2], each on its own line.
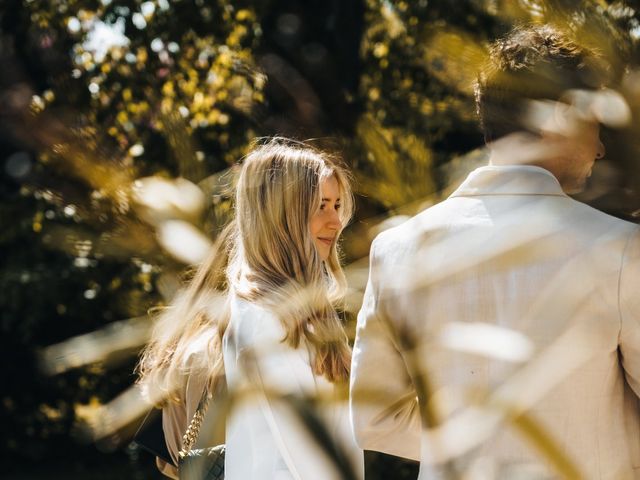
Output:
[223, 296, 364, 480]
[350, 165, 640, 479]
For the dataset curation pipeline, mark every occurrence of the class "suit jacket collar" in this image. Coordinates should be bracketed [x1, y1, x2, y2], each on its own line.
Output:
[449, 165, 567, 198]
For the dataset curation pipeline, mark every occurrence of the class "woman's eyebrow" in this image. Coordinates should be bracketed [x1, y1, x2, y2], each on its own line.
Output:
[321, 196, 340, 201]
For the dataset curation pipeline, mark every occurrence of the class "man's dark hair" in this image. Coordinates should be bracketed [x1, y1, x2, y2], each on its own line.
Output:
[475, 23, 607, 144]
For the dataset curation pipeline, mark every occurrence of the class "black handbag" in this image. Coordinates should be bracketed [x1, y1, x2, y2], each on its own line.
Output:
[177, 390, 225, 480]
[179, 444, 225, 480]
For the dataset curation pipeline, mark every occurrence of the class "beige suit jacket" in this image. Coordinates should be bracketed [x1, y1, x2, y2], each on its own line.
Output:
[350, 165, 640, 479]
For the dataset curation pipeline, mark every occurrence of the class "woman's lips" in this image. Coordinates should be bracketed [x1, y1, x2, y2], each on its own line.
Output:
[318, 237, 334, 246]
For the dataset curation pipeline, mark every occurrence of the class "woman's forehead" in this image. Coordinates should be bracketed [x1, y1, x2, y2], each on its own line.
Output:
[320, 174, 340, 199]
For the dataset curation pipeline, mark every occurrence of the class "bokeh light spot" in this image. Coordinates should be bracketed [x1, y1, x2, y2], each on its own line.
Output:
[67, 17, 81, 34]
[150, 38, 164, 53]
[5, 151, 32, 179]
[277, 13, 301, 37]
[132, 12, 147, 30]
[129, 144, 145, 157]
[141, 1, 155, 17]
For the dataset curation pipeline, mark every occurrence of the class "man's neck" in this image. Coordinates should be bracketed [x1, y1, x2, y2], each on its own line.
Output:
[487, 134, 586, 194]
[487, 132, 558, 169]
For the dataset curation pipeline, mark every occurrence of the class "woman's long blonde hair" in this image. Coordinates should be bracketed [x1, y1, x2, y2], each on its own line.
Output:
[137, 138, 354, 404]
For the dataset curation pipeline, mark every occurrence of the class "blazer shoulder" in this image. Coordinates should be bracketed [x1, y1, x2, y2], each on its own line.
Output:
[570, 197, 637, 224]
[563, 198, 640, 241]
[371, 200, 454, 254]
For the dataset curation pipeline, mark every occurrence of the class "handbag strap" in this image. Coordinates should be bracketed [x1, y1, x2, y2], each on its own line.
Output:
[178, 388, 210, 459]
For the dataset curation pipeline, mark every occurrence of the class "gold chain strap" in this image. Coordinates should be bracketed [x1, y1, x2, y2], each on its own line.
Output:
[178, 391, 210, 459]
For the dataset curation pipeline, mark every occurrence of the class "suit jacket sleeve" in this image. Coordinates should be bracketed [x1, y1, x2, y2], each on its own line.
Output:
[350, 238, 422, 461]
[619, 227, 640, 396]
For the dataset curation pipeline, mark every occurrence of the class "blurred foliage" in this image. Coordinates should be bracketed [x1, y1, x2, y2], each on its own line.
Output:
[29, 0, 263, 167]
[355, 0, 640, 218]
[2, 0, 640, 478]
[0, 0, 264, 477]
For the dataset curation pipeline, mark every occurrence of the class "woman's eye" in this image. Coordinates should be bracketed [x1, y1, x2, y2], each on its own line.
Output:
[319, 203, 326, 210]
[335, 203, 341, 210]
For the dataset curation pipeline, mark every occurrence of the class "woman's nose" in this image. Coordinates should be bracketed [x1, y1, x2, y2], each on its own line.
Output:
[327, 209, 342, 230]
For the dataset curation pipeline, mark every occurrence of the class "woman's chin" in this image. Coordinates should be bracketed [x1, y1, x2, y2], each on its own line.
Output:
[314, 244, 331, 261]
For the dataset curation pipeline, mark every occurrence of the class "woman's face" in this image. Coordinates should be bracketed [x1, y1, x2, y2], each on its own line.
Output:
[309, 175, 342, 261]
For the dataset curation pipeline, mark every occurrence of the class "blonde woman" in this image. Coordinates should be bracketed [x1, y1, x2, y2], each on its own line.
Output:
[137, 139, 364, 480]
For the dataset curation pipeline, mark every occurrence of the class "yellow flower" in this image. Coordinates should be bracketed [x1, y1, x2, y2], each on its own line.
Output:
[236, 9, 252, 21]
[116, 110, 128, 125]
[136, 47, 148, 64]
[373, 42, 389, 58]
[217, 52, 232, 68]
[162, 81, 175, 97]
[33, 211, 43, 233]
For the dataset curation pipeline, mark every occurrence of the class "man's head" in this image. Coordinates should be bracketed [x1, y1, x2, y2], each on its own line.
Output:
[476, 23, 606, 143]
[475, 24, 608, 193]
